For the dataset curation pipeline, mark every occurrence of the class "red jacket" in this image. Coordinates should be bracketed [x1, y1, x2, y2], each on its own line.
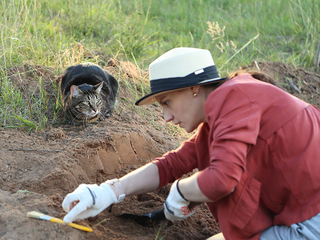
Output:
[154, 74, 320, 239]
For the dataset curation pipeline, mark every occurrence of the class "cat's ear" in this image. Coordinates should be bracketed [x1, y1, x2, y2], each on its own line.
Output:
[70, 85, 82, 97]
[95, 82, 104, 94]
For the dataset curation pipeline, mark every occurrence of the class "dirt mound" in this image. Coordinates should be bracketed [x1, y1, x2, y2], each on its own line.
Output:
[250, 61, 320, 106]
[0, 60, 319, 240]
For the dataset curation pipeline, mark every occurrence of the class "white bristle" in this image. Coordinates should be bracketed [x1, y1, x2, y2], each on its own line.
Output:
[27, 211, 45, 219]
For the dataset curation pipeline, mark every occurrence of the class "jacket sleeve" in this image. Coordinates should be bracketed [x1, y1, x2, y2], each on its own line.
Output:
[197, 84, 262, 201]
[153, 133, 199, 188]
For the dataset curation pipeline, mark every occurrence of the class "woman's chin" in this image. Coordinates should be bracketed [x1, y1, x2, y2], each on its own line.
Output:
[183, 127, 194, 133]
[183, 124, 200, 133]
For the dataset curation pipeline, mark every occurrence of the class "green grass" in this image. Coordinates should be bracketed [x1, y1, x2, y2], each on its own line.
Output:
[155, 223, 166, 240]
[0, 0, 319, 131]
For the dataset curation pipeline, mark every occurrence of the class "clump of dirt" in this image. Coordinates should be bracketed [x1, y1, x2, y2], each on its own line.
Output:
[0, 60, 319, 240]
[249, 61, 320, 106]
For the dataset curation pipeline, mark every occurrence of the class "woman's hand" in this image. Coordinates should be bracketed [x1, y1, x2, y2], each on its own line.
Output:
[164, 180, 197, 221]
[62, 183, 118, 223]
[62, 163, 160, 223]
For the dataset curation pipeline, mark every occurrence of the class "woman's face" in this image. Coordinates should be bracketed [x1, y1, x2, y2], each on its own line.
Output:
[155, 87, 205, 133]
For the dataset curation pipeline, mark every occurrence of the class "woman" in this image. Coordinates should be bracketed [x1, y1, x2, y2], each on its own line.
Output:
[62, 47, 320, 240]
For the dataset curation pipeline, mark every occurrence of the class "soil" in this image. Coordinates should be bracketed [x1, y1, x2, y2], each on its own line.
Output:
[1, 60, 319, 240]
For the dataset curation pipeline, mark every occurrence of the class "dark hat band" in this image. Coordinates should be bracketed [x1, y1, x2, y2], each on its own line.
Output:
[150, 65, 220, 93]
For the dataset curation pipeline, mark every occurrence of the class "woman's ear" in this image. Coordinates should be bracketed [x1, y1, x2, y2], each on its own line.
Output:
[191, 85, 200, 95]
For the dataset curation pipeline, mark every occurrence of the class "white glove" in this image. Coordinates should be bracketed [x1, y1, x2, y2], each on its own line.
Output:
[164, 180, 197, 221]
[62, 183, 118, 223]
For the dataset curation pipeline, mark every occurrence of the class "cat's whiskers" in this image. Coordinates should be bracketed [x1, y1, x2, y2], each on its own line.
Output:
[71, 110, 87, 125]
[83, 116, 89, 126]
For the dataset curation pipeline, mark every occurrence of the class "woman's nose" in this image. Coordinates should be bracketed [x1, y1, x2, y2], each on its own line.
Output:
[163, 110, 173, 122]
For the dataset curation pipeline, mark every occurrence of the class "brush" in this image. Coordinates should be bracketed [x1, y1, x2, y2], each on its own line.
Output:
[27, 211, 93, 232]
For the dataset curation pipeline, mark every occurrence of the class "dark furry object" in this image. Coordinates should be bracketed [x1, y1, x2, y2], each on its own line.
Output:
[59, 62, 118, 125]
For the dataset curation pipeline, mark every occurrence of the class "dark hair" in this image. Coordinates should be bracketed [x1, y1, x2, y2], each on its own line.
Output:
[202, 68, 277, 91]
[228, 69, 277, 86]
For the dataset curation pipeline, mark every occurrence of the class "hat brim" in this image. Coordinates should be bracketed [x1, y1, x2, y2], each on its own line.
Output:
[135, 77, 226, 106]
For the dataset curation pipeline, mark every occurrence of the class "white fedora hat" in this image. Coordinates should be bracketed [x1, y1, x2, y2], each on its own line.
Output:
[135, 47, 226, 105]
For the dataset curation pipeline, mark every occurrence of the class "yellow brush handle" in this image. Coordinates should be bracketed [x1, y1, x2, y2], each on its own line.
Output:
[50, 218, 93, 232]
[68, 223, 93, 232]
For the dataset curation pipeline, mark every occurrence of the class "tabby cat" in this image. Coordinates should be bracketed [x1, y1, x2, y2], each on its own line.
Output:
[59, 62, 118, 125]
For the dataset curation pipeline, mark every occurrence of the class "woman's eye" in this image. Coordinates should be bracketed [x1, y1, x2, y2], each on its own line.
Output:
[162, 101, 169, 106]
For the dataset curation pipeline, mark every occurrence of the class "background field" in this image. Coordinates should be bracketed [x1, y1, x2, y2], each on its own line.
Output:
[0, 0, 319, 130]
